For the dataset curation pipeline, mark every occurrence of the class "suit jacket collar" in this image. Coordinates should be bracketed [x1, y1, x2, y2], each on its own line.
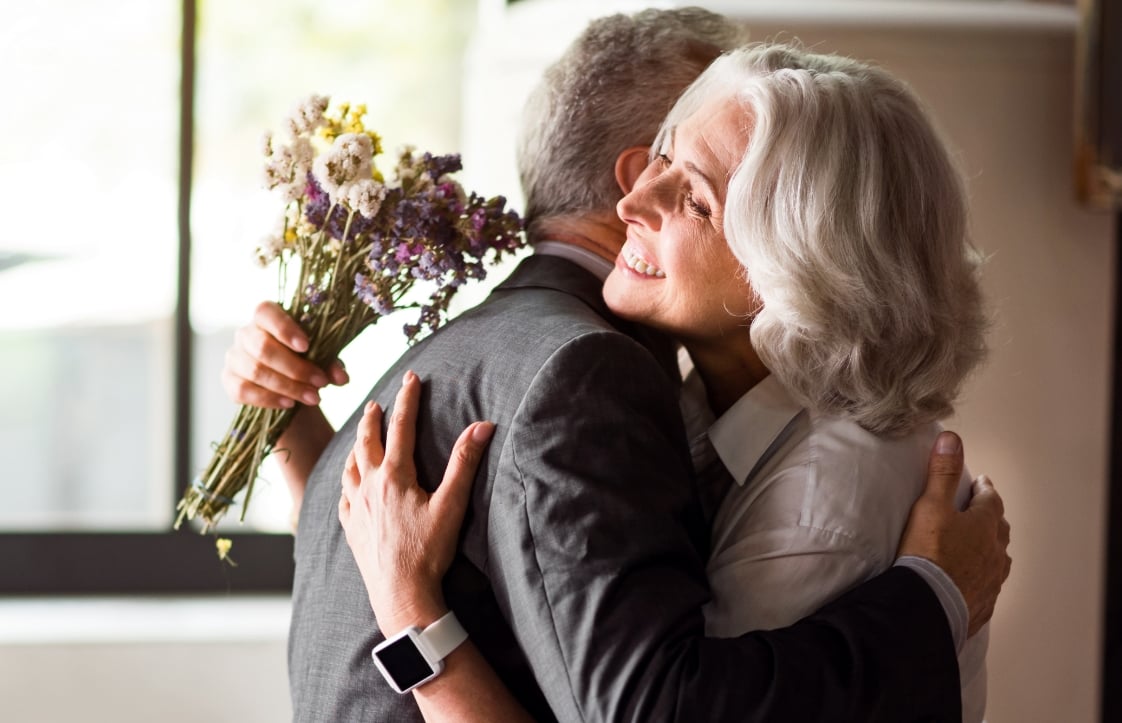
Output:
[495, 254, 682, 388]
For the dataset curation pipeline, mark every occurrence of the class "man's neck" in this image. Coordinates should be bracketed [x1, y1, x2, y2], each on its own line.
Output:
[684, 338, 771, 418]
[532, 213, 625, 264]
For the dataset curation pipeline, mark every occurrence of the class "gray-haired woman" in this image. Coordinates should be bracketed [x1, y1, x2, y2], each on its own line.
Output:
[341, 42, 991, 722]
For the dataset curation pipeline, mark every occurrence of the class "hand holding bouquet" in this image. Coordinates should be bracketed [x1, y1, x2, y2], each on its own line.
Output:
[175, 95, 524, 534]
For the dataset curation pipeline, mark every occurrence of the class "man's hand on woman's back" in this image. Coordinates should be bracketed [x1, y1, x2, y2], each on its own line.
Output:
[899, 431, 1012, 636]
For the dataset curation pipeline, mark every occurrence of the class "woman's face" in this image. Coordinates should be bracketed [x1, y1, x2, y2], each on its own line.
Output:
[603, 95, 758, 348]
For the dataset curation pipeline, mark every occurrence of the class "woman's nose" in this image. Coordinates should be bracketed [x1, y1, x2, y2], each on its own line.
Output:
[617, 176, 663, 232]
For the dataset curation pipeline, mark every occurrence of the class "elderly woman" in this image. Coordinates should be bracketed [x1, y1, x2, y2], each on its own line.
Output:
[340, 42, 990, 721]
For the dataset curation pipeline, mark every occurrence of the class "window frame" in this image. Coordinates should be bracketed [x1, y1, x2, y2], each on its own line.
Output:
[0, 0, 294, 595]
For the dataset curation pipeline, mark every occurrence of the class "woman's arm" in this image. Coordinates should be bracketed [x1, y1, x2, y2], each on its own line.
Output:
[338, 371, 533, 723]
[221, 300, 347, 525]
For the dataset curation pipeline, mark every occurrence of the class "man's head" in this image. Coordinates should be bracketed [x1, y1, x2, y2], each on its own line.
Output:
[516, 7, 747, 241]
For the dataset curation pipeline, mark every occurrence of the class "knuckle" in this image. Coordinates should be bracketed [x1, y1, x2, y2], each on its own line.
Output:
[249, 360, 270, 384]
[232, 378, 253, 399]
[250, 331, 270, 359]
[455, 443, 478, 466]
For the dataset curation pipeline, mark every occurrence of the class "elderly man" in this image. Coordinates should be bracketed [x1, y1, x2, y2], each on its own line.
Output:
[224, 8, 1010, 722]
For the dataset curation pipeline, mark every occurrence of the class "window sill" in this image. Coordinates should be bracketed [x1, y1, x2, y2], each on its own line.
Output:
[0, 595, 291, 645]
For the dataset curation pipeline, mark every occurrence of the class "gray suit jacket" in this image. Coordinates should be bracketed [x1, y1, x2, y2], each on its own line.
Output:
[288, 254, 961, 723]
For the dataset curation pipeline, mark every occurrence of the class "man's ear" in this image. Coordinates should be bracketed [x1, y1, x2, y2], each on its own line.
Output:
[614, 146, 650, 194]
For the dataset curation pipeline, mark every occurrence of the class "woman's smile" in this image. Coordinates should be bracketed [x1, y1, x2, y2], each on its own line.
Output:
[618, 241, 666, 278]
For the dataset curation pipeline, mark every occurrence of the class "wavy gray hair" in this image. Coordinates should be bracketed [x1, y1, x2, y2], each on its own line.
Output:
[516, 7, 747, 240]
[657, 43, 989, 435]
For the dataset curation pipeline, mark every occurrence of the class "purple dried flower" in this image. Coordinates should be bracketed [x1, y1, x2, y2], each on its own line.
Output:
[421, 152, 463, 180]
[371, 295, 394, 316]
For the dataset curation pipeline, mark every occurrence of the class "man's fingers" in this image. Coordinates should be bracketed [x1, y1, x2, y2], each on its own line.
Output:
[382, 371, 422, 477]
[328, 359, 350, 386]
[254, 301, 310, 353]
[922, 431, 965, 505]
[432, 422, 494, 525]
[220, 366, 296, 409]
[223, 348, 320, 408]
[970, 475, 1005, 518]
[353, 401, 385, 474]
[241, 323, 330, 388]
[966, 475, 1005, 521]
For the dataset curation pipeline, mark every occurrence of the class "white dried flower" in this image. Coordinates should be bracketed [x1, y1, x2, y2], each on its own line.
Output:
[337, 133, 374, 165]
[346, 178, 387, 219]
[254, 230, 285, 267]
[313, 133, 374, 205]
[262, 158, 286, 190]
[262, 144, 297, 190]
[286, 94, 330, 137]
[280, 182, 303, 204]
[261, 131, 274, 158]
[290, 136, 314, 179]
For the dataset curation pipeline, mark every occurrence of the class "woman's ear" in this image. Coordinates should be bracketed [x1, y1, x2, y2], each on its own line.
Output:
[614, 146, 650, 194]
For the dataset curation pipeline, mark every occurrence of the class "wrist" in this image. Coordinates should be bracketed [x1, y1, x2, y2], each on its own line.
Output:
[376, 590, 448, 635]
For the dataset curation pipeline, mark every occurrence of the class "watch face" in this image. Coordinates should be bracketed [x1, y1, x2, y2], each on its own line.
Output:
[373, 633, 438, 692]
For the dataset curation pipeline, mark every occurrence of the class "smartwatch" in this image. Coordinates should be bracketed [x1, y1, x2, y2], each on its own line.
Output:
[371, 611, 469, 694]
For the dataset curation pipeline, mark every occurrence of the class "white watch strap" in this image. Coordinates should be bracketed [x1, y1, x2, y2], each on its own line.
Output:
[415, 611, 468, 662]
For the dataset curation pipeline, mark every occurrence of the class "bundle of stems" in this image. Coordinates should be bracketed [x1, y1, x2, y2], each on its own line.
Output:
[174, 96, 524, 534]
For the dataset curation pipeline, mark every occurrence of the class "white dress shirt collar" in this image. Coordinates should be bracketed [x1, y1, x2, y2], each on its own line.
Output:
[533, 240, 615, 282]
[708, 374, 804, 487]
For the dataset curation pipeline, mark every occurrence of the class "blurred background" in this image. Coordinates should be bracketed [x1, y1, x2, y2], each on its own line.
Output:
[0, 0, 1115, 721]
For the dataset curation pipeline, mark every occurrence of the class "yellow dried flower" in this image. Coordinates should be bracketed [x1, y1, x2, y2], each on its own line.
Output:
[215, 537, 237, 566]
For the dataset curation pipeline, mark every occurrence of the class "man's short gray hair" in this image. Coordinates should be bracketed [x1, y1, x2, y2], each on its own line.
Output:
[659, 43, 989, 435]
[516, 7, 747, 240]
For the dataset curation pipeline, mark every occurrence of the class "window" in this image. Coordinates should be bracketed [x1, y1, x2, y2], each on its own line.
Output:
[1, 0, 480, 593]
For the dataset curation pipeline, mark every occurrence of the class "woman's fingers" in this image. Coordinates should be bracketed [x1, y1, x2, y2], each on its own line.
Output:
[342, 449, 360, 494]
[337, 486, 351, 525]
[381, 371, 422, 480]
[353, 401, 385, 475]
[431, 421, 494, 528]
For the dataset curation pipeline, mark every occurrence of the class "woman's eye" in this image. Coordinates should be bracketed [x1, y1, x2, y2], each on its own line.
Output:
[657, 153, 672, 167]
[686, 193, 711, 218]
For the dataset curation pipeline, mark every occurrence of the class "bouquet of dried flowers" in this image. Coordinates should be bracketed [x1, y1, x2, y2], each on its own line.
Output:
[175, 95, 524, 534]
